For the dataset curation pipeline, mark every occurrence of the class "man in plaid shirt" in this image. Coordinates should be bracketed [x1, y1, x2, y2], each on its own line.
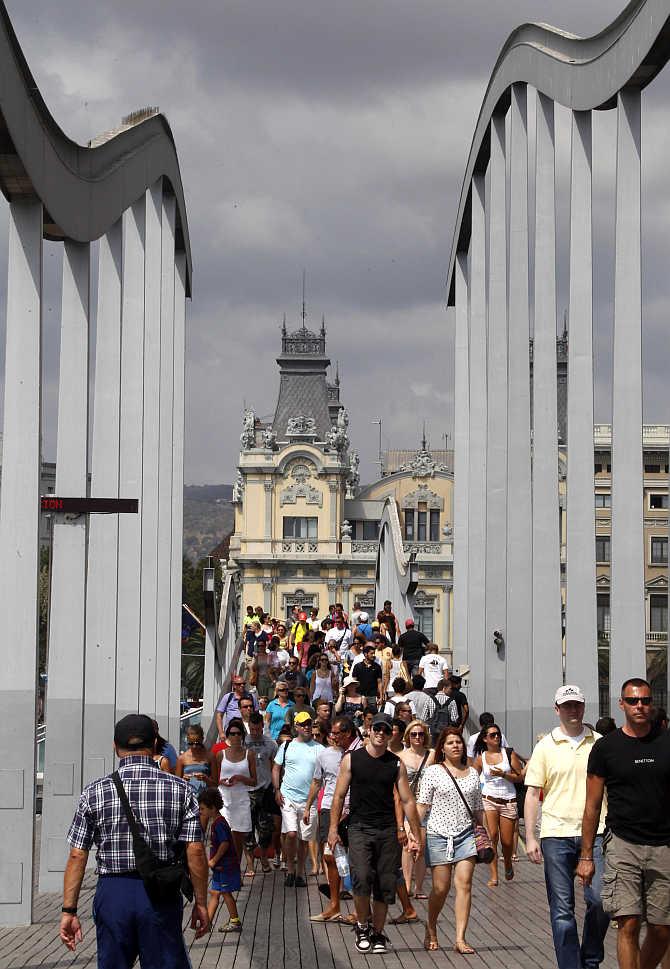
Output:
[60, 714, 209, 968]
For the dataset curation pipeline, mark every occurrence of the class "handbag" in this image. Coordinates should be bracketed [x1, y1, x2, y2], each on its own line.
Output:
[442, 764, 495, 864]
[111, 772, 194, 905]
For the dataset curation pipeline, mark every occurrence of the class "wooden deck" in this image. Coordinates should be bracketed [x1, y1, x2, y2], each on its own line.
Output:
[0, 853, 619, 969]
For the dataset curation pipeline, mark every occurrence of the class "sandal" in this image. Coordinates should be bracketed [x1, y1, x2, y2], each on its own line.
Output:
[310, 912, 345, 923]
[486, 879, 498, 888]
[453, 941, 476, 955]
[390, 913, 419, 924]
[414, 892, 428, 900]
[424, 931, 439, 951]
[244, 869, 255, 878]
[505, 868, 514, 881]
[511, 853, 519, 862]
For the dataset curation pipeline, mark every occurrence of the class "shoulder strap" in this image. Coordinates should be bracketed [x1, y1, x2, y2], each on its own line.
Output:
[410, 750, 430, 794]
[441, 764, 474, 821]
[111, 771, 150, 852]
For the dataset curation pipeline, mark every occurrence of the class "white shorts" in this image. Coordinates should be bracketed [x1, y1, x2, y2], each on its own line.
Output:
[281, 799, 317, 841]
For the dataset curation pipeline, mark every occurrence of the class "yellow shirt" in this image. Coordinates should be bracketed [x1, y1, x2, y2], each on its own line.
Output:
[525, 727, 607, 838]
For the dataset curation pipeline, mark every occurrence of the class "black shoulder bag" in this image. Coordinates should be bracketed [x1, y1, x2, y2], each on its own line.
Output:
[111, 771, 194, 905]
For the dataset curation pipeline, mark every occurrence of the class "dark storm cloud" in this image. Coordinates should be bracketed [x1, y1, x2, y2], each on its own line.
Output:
[1, 0, 668, 485]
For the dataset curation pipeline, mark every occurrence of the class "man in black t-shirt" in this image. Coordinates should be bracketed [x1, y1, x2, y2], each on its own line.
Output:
[355, 645, 383, 712]
[328, 714, 421, 955]
[578, 677, 670, 969]
[397, 619, 429, 673]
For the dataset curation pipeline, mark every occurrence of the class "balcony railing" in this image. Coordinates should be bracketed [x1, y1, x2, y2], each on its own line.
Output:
[281, 540, 318, 553]
[599, 629, 668, 644]
[403, 542, 443, 555]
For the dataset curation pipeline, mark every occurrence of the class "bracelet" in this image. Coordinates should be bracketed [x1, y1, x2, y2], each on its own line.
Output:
[61, 906, 78, 915]
[579, 857, 593, 861]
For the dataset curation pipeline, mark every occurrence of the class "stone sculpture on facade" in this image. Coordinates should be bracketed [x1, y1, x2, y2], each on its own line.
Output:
[326, 406, 350, 453]
[397, 445, 450, 478]
[345, 449, 360, 498]
[261, 427, 277, 450]
[240, 409, 256, 450]
[286, 414, 317, 437]
[231, 471, 245, 504]
[341, 519, 353, 539]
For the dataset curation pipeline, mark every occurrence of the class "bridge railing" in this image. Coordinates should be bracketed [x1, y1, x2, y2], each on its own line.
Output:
[447, 0, 670, 753]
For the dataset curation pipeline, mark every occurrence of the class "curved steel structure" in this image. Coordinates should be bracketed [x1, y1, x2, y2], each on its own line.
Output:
[0, 1, 191, 291]
[447, 0, 670, 303]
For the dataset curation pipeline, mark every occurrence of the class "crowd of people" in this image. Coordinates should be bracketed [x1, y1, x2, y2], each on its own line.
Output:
[58, 599, 670, 969]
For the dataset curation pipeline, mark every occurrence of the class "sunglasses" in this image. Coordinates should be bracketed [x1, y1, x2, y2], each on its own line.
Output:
[276, 688, 288, 693]
[410, 731, 426, 738]
[227, 730, 243, 737]
[187, 740, 203, 746]
[622, 696, 653, 706]
[487, 732, 501, 739]
[371, 724, 392, 735]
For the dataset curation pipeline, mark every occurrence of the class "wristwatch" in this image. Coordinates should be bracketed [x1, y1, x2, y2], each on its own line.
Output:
[61, 906, 78, 915]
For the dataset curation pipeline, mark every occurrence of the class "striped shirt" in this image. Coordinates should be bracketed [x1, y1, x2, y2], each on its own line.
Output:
[66, 755, 203, 874]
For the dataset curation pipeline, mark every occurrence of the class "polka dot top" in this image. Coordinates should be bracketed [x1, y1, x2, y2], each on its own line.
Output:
[417, 764, 483, 838]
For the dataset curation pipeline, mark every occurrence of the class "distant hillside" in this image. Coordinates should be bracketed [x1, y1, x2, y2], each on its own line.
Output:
[183, 484, 234, 562]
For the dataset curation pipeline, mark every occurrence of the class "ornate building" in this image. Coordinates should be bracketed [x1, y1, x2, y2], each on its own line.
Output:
[226, 320, 455, 657]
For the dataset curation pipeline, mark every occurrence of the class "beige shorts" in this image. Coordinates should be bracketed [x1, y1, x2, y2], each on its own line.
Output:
[600, 832, 670, 924]
[482, 796, 518, 820]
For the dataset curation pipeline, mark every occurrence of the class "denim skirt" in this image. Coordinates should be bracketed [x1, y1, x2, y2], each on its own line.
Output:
[425, 827, 477, 867]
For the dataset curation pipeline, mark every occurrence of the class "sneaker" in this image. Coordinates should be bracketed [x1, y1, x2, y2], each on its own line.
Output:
[369, 932, 389, 954]
[272, 856, 281, 869]
[281, 860, 287, 870]
[354, 922, 371, 953]
[284, 873, 296, 887]
[295, 875, 307, 888]
[218, 919, 242, 933]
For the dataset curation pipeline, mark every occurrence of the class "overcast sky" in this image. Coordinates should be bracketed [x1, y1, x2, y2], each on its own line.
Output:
[3, 0, 670, 484]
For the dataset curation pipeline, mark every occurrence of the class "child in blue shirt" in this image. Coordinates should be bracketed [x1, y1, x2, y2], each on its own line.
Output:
[198, 788, 242, 932]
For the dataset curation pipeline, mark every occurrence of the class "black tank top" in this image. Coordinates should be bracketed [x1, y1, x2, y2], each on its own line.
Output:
[348, 747, 399, 828]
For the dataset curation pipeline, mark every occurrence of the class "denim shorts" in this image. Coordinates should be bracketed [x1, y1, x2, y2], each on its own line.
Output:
[425, 827, 477, 867]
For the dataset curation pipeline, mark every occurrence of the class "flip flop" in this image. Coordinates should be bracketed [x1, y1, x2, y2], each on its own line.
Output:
[310, 912, 345, 923]
[244, 870, 255, 878]
[390, 913, 419, 924]
[414, 892, 428, 900]
[453, 942, 476, 955]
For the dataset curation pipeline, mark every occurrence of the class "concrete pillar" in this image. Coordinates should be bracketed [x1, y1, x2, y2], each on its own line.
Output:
[506, 83, 533, 753]
[610, 90, 645, 710]
[82, 221, 122, 786]
[466, 173, 487, 722]
[169, 252, 187, 748]
[115, 198, 146, 724]
[565, 110, 599, 724]
[139, 181, 163, 716]
[264, 481, 273, 539]
[452, 252, 469, 670]
[39, 240, 90, 892]
[485, 112, 507, 722]
[532, 92, 563, 737]
[0, 199, 43, 925]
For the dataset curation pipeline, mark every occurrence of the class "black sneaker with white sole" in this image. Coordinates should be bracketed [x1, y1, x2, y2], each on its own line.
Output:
[353, 922, 371, 952]
[369, 932, 389, 953]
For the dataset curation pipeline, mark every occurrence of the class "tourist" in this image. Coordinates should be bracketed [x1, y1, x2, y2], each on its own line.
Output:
[197, 788, 242, 933]
[272, 711, 320, 887]
[249, 637, 273, 702]
[405, 674, 437, 725]
[215, 674, 258, 736]
[264, 683, 295, 739]
[377, 600, 399, 643]
[325, 614, 352, 657]
[289, 611, 310, 660]
[314, 699, 333, 726]
[473, 723, 522, 887]
[218, 718, 256, 869]
[353, 610, 373, 642]
[442, 675, 469, 730]
[394, 701, 414, 726]
[418, 643, 450, 696]
[350, 600, 364, 627]
[276, 656, 308, 699]
[344, 637, 365, 673]
[152, 718, 178, 770]
[284, 687, 316, 732]
[466, 712, 509, 761]
[261, 613, 274, 639]
[389, 717, 405, 754]
[384, 676, 412, 715]
[383, 646, 410, 699]
[416, 727, 482, 954]
[305, 716, 362, 923]
[397, 618, 429, 675]
[323, 638, 343, 678]
[309, 653, 338, 706]
[360, 709, 374, 738]
[237, 697, 255, 734]
[525, 685, 609, 969]
[276, 623, 290, 654]
[328, 713, 422, 954]
[308, 606, 321, 631]
[246, 620, 267, 660]
[334, 674, 367, 724]
[152, 724, 173, 773]
[578, 677, 670, 969]
[176, 725, 218, 794]
[594, 716, 617, 736]
[60, 715, 209, 961]
[355, 643, 383, 713]
[244, 713, 279, 875]
[428, 678, 463, 744]
[311, 719, 329, 745]
[399, 719, 434, 901]
[243, 605, 256, 628]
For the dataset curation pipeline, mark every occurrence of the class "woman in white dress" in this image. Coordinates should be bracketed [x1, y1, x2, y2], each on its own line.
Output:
[218, 717, 257, 874]
[414, 727, 483, 955]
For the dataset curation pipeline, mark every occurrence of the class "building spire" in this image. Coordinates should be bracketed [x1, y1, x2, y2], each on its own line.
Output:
[281, 313, 287, 337]
[421, 421, 427, 451]
[301, 269, 307, 329]
[321, 314, 326, 338]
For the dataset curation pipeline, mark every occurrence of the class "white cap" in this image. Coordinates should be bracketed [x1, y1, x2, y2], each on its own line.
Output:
[342, 675, 359, 688]
[554, 684, 585, 706]
[358, 612, 369, 623]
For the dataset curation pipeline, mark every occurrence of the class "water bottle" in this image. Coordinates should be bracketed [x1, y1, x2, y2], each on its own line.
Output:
[333, 843, 350, 878]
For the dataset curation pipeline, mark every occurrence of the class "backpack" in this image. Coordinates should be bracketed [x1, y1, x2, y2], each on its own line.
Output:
[429, 693, 459, 736]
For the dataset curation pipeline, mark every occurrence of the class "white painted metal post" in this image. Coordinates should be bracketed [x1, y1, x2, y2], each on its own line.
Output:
[452, 252, 469, 670]
[467, 174, 487, 722]
[39, 241, 90, 892]
[155, 190, 176, 730]
[169, 252, 187, 747]
[82, 222, 122, 785]
[0, 199, 42, 925]
[565, 110, 598, 723]
[485, 113, 508, 721]
[532, 92, 563, 737]
[610, 90, 645, 709]
[115, 198, 146, 722]
[139, 182, 163, 716]
[506, 83, 533, 753]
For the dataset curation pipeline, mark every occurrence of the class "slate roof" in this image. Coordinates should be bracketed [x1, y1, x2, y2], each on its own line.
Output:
[271, 323, 335, 441]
